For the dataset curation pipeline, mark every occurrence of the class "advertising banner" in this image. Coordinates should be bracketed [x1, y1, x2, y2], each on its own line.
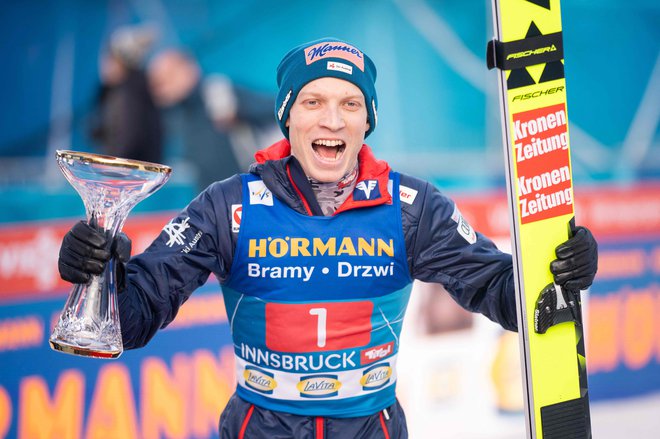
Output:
[1, 184, 658, 438]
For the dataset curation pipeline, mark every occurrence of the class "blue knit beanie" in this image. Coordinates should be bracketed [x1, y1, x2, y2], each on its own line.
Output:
[274, 37, 378, 138]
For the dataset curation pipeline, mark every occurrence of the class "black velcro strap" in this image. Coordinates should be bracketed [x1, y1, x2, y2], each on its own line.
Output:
[540, 396, 591, 438]
[487, 32, 563, 71]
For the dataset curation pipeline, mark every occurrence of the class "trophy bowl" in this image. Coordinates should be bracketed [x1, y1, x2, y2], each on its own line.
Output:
[50, 150, 171, 358]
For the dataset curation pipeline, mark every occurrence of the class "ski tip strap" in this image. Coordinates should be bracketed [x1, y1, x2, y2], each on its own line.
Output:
[486, 32, 564, 71]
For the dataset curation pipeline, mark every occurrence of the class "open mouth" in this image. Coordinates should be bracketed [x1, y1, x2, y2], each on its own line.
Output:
[312, 139, 346, 161]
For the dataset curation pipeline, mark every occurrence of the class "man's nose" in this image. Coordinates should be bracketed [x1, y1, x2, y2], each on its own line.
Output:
[319, 106, 345, 130]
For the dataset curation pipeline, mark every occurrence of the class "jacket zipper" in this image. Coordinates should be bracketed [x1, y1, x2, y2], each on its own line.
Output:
[315, 416, 324, 439]
[379, 409, 391, 439]
[238, 404, 255, 439]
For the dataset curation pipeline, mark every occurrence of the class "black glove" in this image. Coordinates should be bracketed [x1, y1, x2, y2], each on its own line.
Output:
[550, 225, 598, 291]
[58, 221, 132, 284]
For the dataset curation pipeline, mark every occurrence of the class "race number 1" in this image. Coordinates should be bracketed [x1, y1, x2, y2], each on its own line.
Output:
[309, 308, 327, 348]
[265, 301, 373, 352]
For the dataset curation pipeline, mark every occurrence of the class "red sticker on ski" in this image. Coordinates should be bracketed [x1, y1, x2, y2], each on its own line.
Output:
[512, 103, 574, 224]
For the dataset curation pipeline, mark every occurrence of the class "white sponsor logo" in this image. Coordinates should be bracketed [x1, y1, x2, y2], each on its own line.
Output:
[451, 205, 477, 244]
[248, 180, 273, 206]
[361, 342, 394, 364]
[231, 204, 242, 233]
[277, 89, 292, 121]
[399, 185, 418, 205]
[356, 180, 377, 199]
[162, 217, 191, 247]
[327, 61, 353, 75]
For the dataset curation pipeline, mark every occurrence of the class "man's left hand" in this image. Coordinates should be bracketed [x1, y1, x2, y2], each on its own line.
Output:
[550, 225, 598, 291]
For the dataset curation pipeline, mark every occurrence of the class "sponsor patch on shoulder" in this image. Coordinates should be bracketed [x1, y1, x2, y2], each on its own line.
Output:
[399, 185, 418, 205]
[355, 180, 379, 201]
[451, 205, 477, 244]
[162, 217, 191, 248]
[231, 204, 242, 233]
[162, 216, 204, 253]
[387, 179, 394, 204]
[248, 180, 273, 206]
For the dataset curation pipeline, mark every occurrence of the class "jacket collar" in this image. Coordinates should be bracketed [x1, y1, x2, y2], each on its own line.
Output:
[253, 138, 392, 215]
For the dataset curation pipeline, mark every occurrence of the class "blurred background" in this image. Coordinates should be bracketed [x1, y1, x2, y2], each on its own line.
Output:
[1, 0, 658, 438]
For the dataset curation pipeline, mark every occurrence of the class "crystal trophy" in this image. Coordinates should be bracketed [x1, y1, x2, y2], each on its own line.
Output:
[50, 150, 171, 358]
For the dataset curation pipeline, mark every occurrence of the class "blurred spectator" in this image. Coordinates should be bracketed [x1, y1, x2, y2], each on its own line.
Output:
[148, 49, 277, 191]
[89, 24, 164, 164]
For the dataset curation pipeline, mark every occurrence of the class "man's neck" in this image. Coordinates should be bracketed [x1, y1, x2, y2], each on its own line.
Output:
[308, 164, 359, 216]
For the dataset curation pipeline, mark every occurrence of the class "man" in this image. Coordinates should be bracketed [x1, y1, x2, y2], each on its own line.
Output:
[90, 24, 163, 164]
[148, 49, 278, 191]
[58, 37, 598, 438]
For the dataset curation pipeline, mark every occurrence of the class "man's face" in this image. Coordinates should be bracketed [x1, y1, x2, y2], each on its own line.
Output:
[287, 77, 369, 182]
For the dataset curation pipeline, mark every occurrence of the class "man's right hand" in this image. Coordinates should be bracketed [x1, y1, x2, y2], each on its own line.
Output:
[58, 221, 131, 284]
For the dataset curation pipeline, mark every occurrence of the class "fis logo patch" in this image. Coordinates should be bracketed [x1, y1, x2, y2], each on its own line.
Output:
[355, 180, 379, 201]
[248, 180, 273, 206]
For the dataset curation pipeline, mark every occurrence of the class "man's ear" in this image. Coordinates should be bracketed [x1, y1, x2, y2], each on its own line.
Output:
[285, 117, 290, 128]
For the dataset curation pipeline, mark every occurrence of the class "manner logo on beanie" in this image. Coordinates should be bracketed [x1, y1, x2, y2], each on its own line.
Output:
[304, 41, 365, 71]
[274, 37, 378, 139]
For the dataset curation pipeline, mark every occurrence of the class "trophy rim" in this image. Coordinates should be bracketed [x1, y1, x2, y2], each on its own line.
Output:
[56, 149, 172, 174]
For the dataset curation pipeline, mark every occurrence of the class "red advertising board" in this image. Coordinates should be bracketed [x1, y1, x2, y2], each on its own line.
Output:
[0, 213, 176, 300]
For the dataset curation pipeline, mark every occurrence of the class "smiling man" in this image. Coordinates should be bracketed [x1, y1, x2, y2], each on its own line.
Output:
[58, 37, 598, 438]
[287, 77, 367, 182]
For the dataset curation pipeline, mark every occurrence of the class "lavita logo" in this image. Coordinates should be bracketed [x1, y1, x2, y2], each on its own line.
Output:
[297, 374, 341, 398]
[243, 366, 277, 394]
[360, 363, 392, 390]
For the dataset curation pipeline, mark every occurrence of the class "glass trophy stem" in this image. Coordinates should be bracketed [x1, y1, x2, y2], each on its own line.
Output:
[49, 150, 171, 359]
[50, 258, 123, 358]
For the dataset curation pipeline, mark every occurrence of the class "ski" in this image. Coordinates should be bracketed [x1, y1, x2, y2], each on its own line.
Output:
[487, 0, 591, 438]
